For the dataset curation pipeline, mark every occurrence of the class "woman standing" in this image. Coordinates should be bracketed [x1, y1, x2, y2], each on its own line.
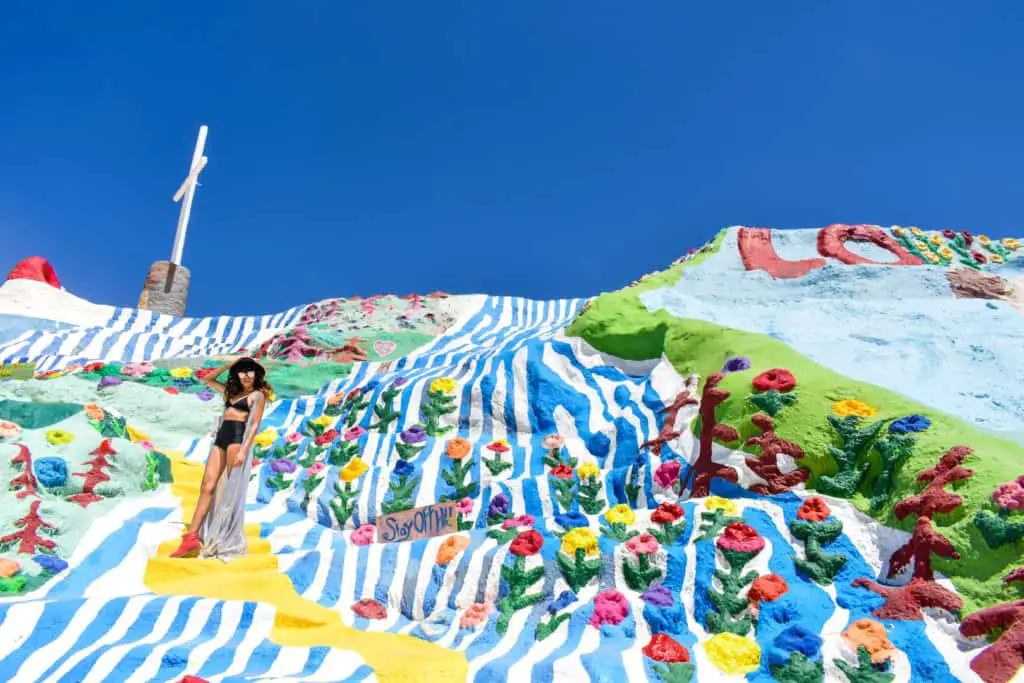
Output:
[170, 357, 273, 559]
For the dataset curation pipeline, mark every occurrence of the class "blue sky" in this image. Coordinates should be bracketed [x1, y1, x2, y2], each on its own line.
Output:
[1, 2, 1022, 316]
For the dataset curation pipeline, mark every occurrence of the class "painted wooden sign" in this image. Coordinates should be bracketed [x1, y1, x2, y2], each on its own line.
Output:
[0, 362, 35, 380]
[377, 500, 457, 544]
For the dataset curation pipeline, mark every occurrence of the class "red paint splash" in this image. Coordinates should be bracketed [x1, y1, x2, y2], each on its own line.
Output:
[0, 500, 56, 554]
[9, 444, 39, 499]
[680, 373, 739, 497]
[640, 389, 698, 456]
[960, 600, 1024, 683]
[68, 439, 117, 508]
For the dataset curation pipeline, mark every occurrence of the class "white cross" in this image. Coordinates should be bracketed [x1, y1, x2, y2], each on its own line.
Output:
[169, 125, 209, 266]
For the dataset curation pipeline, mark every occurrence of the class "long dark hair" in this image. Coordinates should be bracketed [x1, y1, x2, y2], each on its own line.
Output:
[224, 357, 273, 405]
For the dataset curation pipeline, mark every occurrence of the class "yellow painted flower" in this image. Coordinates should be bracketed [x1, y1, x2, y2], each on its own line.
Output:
[979, 235, 991, 246]
[891, 226, 905, 236]
[254, 428, 279, 448]
[45, 430, 74, 445]
[126, 425, 151, 443]
[265, 390, 276, 402]
[604, 504, 636, 526]
[169, 367, 193, 379]
[310, 415, 334, 428]
[429, 377, 457, 394]
[938, 247, 954, 260]
[560, 528, 599, 557]
[340, 457, 369, 482]
[704, 496, 739, 515]
[925, 253, 939, 264]
[1001, 238, 1020, 250]
[992, 254, 1004, 264]
[915, 240, 931, 253]
[577, 461, 601, 480]
[832, 399, 877, 417]
[704, 633, 761, 675]
[910, 226, 923, 236]
[929, 233, 943, 246]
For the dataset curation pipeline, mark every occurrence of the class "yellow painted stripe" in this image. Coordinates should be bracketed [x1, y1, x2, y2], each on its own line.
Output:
[144, 451, 468, 682]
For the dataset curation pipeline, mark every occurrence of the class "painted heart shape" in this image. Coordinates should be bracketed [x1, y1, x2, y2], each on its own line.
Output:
[373, 340, 397, 357]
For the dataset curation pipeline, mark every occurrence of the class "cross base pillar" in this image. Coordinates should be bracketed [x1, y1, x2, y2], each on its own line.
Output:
[137, 260, 191, 317]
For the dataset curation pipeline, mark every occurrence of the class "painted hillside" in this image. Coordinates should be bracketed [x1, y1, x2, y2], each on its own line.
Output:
[0, 223, 1022, 683]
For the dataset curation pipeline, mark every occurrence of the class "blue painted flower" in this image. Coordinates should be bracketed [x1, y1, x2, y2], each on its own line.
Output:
[548, 590, 578, 614]
[721, 356, 752, 374]
[196, 391, 215, 401]
[487, 493, 511, 518]
[889, 414, 932, 434]
[33, 555, 68, 573]
[554, 511, 589, 529]
[640, 584, 673, 606]
[393, 460, 415, 478]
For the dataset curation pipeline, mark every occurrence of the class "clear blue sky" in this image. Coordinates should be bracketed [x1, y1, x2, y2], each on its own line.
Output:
[2, 2, 1022, 317]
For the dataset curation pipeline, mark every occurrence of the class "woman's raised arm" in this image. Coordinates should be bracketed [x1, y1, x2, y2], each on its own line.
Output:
[202, 361, 234, 394]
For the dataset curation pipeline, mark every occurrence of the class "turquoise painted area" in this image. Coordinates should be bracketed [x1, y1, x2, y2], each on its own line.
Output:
[639, 227, 1024, 444]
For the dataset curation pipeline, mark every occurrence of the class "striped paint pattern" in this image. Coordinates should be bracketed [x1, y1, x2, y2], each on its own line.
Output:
[0, 294, 967, 682]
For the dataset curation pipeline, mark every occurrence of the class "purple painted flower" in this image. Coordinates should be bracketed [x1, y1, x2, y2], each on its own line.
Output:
[640, 584, 674, 607]
[269, 458, 298, 474]
[722, 356, 752, 374]
[98, 376, 122, 388]
[392, 376, 408, 388]
[196, 391, 215, 401]
[399, 425, 427, 445]
[487, 493, 511, 518]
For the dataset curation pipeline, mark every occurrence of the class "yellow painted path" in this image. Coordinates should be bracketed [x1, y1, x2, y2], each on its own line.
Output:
[143, 452, 469, 683]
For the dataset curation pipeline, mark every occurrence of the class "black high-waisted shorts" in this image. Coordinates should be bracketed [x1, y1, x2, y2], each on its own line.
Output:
[214, 420, 246, 449]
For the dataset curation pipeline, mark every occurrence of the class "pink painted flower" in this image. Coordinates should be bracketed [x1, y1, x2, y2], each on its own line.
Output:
[993, 478, 1024, 511]
[542, 434, 565, 450]
[344, 426, 367, 441]
[120, 361, 154, 377]
[138, 440, 156, 452]
[351, 524, 376, 546]
[456, 497, 474, 515]
[0, 420, 22, 439]
[309, 463, 326, 475]
[459, 602, 494, 628]
[285, 432, 304, 444]
[501, 514, 535, 530]
[716, 522, 766, 554]
[590, 589, 630, 627]
[625, 533, 660, 556]
[654, 460, 681, 488]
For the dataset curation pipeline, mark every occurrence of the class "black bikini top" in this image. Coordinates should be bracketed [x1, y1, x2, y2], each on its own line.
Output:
[227, 394, 251, 413]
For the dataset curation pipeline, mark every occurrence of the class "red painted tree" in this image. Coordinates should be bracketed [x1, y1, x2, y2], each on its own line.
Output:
[640, 388, 698, 457]
[9, 444, 39, 499]
[893, 445, 974, 520]
[960, 593, 1024, 683]
[0, 500, 56, 554]
[852, 446, 973, 620]
[744, 413, 809, 495]
[68, 438, 117, 507]
[680, 373, 739, 497]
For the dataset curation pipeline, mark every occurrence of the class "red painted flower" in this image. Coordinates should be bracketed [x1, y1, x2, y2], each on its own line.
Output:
[509, 529, 544, 556]
[315, 429, 339, 446]
[973, 251, 987, 264]
[643, 633, 690, 663]
[797, 496, 831, 522]
[716, 522, 765, 554]
[1004, 567, 1024, 585]
[752, 368, 797, 393]
[83, 362, 105, 373]
[962, 231, 974, 246]
[749, 573, 789, 604]
[164, 387, 179, 395]
[942, 229, 956, 239]
[650, 502, 685, 524]
[346, 388, 361, 401]
[550, 464, 574, 479]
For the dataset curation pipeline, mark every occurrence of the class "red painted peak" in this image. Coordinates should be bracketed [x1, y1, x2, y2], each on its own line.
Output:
[6, 256, 62, 289]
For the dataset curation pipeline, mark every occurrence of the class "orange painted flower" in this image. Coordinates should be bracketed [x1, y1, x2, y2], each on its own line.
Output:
[843, 618, 896, 663]
[83, 403, 105, 421]
[446, 438, 472, 460]
[797, 496, 831, 522]
[436, 535, 471, 565]
[748, 574, 788, 605]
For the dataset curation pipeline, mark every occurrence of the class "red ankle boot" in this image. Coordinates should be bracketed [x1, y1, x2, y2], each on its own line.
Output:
[170, 532, 201, 558]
